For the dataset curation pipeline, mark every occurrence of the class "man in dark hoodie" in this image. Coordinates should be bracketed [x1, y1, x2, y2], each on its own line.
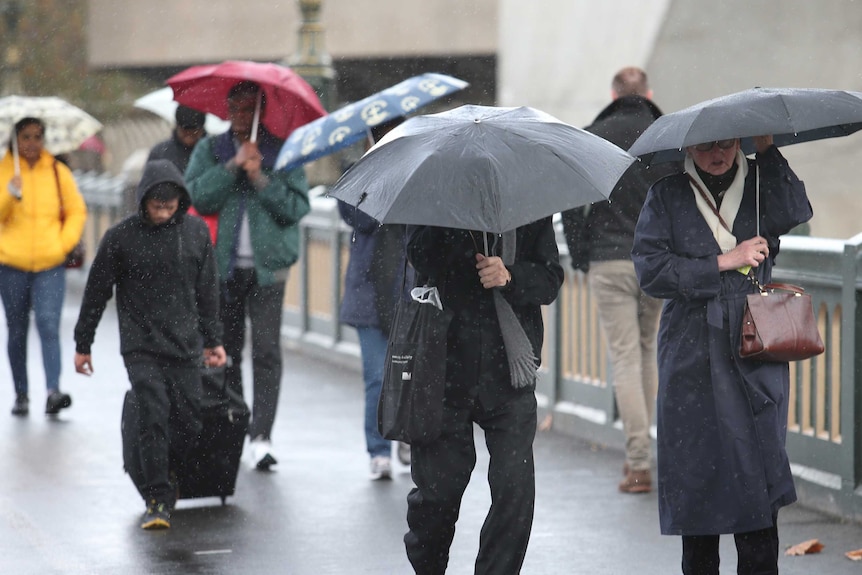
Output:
[561, 67, 677, 494]
[72, 159, 226, 530]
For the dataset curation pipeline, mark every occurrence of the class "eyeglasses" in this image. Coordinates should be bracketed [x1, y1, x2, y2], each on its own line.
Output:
[694, 139, 737, 152]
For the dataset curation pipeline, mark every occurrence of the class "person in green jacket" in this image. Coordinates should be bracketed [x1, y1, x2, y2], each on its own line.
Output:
[185, 81, 311, 470]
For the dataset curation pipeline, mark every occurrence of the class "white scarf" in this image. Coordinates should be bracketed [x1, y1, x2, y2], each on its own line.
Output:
[685, 149, 748, 253]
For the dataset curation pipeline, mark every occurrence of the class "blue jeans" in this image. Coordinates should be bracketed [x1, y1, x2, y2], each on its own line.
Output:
[356, 326, 391, 458]
[0, 264, 66, 396]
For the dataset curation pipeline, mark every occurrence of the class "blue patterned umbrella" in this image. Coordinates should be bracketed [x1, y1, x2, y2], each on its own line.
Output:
[275, 72, 468, 171]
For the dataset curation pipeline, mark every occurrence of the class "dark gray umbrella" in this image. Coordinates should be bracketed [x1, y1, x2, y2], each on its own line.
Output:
[327, 104, 635, 235]
[628, 87, 862, 164]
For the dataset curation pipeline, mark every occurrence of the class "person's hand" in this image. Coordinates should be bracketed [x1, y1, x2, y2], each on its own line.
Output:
[717, 236, 769, 272]
[475, 253, 511, 289]
[7, 175, 21, 199]
[753, 135, 774, 153]
[204, 345, 227, 367]
[75, 352, 93, 376]
[235, 141, 263, 174]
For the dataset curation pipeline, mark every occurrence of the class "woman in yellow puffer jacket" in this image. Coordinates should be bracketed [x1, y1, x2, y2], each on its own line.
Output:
[0, 117, 87, 417]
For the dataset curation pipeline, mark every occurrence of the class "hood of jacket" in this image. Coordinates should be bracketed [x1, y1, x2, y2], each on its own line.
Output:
[135, 158, 191, 223]
[587, 95, 664, 150]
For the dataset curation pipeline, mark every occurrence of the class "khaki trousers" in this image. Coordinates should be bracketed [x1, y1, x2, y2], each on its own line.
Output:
[589, 260, 663, 471]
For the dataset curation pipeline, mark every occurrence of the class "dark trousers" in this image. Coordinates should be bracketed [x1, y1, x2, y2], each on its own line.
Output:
[221, 268, 286, 440]
[405, 392, 537, 575]
[681, 517, 779, 575]
[125, 360, 202, 504]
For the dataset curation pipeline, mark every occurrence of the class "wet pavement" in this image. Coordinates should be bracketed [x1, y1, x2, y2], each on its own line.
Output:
[2, 274, 862, 574]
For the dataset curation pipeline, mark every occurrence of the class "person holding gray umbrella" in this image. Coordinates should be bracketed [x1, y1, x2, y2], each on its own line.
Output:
[631, 134, 812, 575]
[403, 221, 563, 574]
[328, 104, 631, 573]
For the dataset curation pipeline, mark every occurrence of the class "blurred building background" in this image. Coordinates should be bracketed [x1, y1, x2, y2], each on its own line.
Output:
[1, 0, 861, 237]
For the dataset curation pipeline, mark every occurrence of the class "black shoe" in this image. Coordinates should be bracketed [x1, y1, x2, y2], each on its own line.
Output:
[11, 393, 28, 416]
[141, 500, 171, 530]
[45, 391, 72, 415]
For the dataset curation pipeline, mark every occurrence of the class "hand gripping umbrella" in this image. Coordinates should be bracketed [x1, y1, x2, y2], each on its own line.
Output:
[628, 87, 862, 164]
[327, 104, 636, 235]
[275, 72, 469, 171]
[166, 60, 326, 141]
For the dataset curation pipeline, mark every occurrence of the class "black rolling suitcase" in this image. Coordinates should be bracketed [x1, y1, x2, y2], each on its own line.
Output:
[121, 364, 250, 504]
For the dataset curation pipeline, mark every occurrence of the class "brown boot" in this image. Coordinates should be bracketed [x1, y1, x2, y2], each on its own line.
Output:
[619, 469, 651, 494]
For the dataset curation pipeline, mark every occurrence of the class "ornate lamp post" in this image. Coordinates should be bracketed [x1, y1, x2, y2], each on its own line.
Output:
[0, 0, 23, 96]
[286, 0, 336, 111]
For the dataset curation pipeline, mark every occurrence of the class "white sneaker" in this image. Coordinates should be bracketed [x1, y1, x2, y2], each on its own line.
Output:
[397, 442, 411, 466]
[369, 456, 392, 480]
[250, 435, 277, 470]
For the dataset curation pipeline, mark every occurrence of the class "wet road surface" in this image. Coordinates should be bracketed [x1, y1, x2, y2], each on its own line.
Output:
[1, 275, 861, 574]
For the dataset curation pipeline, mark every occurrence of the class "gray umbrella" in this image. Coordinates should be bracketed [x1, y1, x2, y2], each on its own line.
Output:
[628, 87, 862, 164]
[327, 104, 635, 235]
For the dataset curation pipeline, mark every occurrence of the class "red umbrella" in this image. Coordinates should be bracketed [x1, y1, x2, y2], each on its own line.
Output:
[166, 60, 326, 140]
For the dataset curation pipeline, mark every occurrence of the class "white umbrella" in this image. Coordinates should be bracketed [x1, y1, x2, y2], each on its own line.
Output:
[0, 95, 103, 175]
[133, 87, 230, 135]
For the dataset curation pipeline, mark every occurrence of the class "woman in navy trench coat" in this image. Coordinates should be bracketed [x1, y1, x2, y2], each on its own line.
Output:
[632, 135, 812, 575]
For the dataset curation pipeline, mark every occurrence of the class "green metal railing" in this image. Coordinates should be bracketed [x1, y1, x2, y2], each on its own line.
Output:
[78, 174, 862, 523]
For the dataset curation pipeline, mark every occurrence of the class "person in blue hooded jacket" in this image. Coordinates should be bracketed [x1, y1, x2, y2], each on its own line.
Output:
[73, 159, 226, 530]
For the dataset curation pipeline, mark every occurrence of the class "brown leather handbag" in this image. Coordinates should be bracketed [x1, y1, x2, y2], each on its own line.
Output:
[739, 277, 825, 362]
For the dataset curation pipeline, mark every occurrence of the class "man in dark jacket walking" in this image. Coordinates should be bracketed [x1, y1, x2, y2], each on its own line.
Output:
[404, 221, 563, 574]
[73, 159, 226, 530]
[561, 67, 676, 494]
[147, 105, 207, 174]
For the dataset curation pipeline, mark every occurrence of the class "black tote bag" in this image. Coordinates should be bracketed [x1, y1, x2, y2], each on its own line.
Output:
[378, 287, 453, 445]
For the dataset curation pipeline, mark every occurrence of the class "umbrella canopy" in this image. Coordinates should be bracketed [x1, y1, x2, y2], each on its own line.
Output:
[133, 87, 230, 134]
[328, 104, 635, 235]
[629, 87, 862, 164]
[166, 60, 326, 140]
[275, 72, 468, 171]
[0, 95, 102, 156]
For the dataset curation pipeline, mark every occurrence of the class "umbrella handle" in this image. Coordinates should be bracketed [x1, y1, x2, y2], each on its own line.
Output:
[11, 130, 19, 176]
[250, 91, 262, 144]
[755, 164, 760, 237]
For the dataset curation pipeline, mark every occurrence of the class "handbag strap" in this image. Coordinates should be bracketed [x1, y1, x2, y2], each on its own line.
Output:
[688, 174, 732, 234]
[52, 160, 65, 221]
[763, 282, 805, 295]
[746, 271, 805, 295]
